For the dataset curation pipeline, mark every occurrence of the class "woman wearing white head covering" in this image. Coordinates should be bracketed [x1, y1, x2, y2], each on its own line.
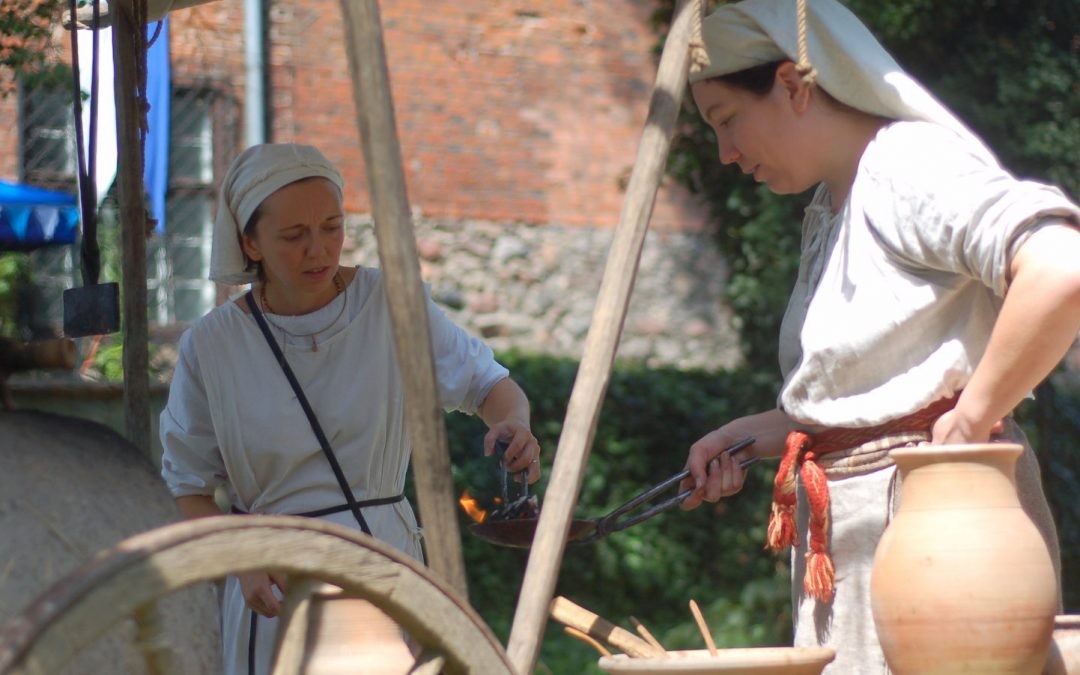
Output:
[676, 1, 1080, 672]
[159, 143, 541, 674]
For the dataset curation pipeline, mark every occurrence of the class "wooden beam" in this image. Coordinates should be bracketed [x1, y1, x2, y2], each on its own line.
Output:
[337, 0, 468, 598]
[111, 0, 151, 454]
[505, 0, 698, 670]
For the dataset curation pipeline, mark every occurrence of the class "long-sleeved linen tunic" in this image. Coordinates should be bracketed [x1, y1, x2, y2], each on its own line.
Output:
[775, 121, 1078, 674]
[159, 265, 508, 675]
[778, 121, 1080, 427]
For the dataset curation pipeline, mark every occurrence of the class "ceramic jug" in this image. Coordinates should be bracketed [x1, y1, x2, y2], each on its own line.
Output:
[870, 443, 1057, 674]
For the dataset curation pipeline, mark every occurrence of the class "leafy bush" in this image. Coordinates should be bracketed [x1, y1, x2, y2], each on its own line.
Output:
[443, 350, 1080, 672]
[444, 351, 789, 673]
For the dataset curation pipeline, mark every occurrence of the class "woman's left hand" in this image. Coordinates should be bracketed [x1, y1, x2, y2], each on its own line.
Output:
[484, 422, 541, 484]
[931, 408, 1005, 444]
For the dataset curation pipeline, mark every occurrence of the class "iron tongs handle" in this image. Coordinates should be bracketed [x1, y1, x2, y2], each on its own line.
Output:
[585, 436, 757, 542]
[496, 438, 528, 505]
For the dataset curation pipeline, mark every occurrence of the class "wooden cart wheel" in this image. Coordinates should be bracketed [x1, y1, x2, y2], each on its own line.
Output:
[0, 515, 515, 675]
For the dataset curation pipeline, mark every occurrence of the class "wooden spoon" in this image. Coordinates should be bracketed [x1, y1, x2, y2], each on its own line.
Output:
[689, 599, 718, 656]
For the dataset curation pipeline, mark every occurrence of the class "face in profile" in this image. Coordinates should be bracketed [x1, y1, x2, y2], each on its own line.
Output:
[691, 62, 820, 196]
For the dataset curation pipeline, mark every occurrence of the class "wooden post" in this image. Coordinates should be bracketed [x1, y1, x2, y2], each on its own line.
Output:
[506, 0, 698, 670]
[111, 0, 152, 454]
[337, 0, 468, 598]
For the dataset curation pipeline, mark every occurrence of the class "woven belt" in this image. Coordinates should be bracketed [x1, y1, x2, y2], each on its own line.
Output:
[767, 394, 959, 603]
[230, 493, 405, 518]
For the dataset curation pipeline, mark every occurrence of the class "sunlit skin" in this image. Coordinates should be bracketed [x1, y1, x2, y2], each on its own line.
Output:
[690, 61, 887, 211]
[241, 177, 348, 316]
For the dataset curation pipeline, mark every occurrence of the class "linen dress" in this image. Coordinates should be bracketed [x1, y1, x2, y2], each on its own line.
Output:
[160, 266, 508, 675]
[776, 120, 1080, 674]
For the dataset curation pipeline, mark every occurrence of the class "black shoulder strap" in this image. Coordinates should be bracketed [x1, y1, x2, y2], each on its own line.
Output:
[244, 291, 371, 535]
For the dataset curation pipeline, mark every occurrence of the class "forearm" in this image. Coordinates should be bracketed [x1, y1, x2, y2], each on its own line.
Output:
[727, 408, 800, 459]
[958, 223, 1080, 436]
[176, 494, 224, 520]
[477, 376, 530, 428]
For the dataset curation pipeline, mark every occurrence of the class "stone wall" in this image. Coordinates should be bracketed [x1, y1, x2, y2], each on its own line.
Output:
[342, 214, 743, 371]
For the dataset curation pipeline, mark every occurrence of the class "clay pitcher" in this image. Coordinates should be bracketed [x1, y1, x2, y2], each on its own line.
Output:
[870, 443, 1057, 674]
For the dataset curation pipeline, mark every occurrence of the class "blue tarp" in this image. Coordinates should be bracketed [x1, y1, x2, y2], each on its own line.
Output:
[0, 180, 80, 251]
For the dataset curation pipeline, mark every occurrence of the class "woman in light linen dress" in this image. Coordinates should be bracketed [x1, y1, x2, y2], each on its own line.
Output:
[674, 1, 1080, 672]
[159, 143, 541, 675]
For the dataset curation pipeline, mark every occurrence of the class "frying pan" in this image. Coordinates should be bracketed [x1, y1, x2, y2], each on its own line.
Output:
[469, 437, 756, 548]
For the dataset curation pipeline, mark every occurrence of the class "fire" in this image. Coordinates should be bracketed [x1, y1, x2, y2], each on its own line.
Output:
[459, 490, 488, 523]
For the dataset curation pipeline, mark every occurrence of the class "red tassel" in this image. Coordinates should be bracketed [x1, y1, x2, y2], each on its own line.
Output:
[804, 550, 835, 603]
[801, 451, 834, 602]
[767, 502, 796, 551]
[766, 432, 810, 552]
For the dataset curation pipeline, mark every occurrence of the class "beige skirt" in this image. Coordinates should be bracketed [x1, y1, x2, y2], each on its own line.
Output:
[790, 419, 1061, 675]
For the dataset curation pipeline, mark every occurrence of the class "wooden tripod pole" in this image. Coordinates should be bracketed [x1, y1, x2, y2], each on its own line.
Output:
[337, 0, 468, 598]
[506, 0, 699, 671]
[112, 0, 152, 455]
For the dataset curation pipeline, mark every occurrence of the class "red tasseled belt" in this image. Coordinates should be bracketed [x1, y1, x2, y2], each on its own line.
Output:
[767, 393, 960, 603]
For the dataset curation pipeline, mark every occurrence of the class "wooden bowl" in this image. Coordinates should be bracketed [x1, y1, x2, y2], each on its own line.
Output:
[597, 647, 835, 674]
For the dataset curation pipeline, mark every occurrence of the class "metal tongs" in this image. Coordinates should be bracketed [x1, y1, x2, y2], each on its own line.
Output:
[488, 438, 536, 521]
[468, 436, 758, 548]
[572, 436, 757, 544]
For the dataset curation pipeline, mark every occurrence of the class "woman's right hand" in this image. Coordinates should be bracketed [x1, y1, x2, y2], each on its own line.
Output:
[679, 427, 755, 510]
[238, 571, 288, 618]
[678, 408, 797, 511]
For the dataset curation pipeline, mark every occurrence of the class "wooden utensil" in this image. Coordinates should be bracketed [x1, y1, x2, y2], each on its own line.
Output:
[688, 599, 718, 656]
[630, 615, 667, 655]
[565, 626, 613, 657]
[550, 596, 665, 658]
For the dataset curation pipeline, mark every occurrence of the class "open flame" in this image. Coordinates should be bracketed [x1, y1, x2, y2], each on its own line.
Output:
[459, 490, 488, 523]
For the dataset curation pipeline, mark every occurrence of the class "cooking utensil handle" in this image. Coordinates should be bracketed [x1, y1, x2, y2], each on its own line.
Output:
[595, 437, 757, 537]
[495, 438, 528, 503]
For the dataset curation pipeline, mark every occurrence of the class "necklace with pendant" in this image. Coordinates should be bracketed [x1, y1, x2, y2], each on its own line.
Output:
[259, 271, 346, 352]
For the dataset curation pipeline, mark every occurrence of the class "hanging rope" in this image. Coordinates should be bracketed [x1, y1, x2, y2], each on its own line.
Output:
[795, 0, 817, 84]
[687, 0, 709, 75]
[68, 0, 102, 288]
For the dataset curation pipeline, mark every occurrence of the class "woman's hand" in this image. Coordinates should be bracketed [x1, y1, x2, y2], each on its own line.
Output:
[485, 422, 541, 484]
[931, 408, 1004, 445]
[679, 427, 754, 510]
[238, 571, 288, 618]
[478, 377, 541, 483]
[678, 408, 797, 511]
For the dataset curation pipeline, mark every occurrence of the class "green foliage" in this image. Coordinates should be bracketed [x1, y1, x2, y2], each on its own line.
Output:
[0, 0, 65, 97]
[0, 254, 30, 339]
[444, 351, 789, 673]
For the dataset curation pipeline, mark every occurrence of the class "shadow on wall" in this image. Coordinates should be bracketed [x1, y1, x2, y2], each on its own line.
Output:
[0, 409, 220, 673]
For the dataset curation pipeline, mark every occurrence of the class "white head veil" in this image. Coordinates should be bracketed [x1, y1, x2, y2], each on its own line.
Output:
[689, 0, 991, 156]
[209, 143, 345, 285]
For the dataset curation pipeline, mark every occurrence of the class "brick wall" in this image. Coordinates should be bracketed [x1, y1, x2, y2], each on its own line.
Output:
[169, 0, 709, 231]
[4, 1, 738, 370]
[6, 0, 708, 230]
[0, 96, 17, 179]
[168, 1, 248, 99]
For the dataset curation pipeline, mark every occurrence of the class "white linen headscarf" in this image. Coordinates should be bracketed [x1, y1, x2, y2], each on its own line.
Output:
[689, 0, 992, 158]
[209, 143, 345, 285]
